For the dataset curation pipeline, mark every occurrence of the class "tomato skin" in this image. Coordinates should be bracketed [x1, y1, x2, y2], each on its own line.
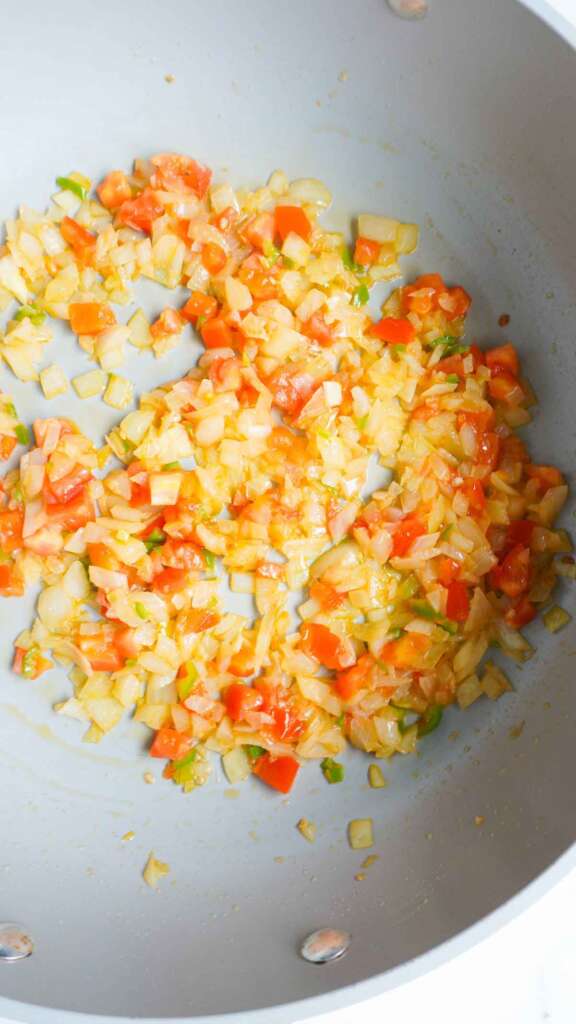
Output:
[354, 237, 381, 266]
[391, 516, 425, 558]
[69, 302, 116, 336]
[369, 317, 415, 344]
[335, 653, 373, 700]
[437, 556, 461, 586]
[45, 493, 94, 531]
[301, 622, 356, 671]
[253, 753, 300, 793]
[97, 171, 132, 209]
[446, 581, 470, 622]
[150, 727, 192, 761]
[274, 205, 311, 242]
[485, 344, 519, 377]
[45, 466, 91, 505]
[224, 682, 263, 722]
[490, 544, 531, 598]
[116, 188, 165, 233]
[505, 519, 536, 550]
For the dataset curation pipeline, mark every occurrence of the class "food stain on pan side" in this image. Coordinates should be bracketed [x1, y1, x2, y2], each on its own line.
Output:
[0, 702, 130, 767]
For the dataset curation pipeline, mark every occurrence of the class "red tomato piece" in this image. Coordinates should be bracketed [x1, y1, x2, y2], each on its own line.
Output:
[181, 292, 219, 323]
[45, 466, 91, 505]
[505, 596, 537, 629]
[0, 561, 24, 596]
[301, 622, 356, 671]
[201, 242, 227, 275]
[485, 344, 519, 378]
[274, 205, 311, 242]
[160, 539, 204, 570]
[253, 753, 300, 793]
[446, 581, 470, 622]
[45, 493, 94, 531]
[369, 317, 415, 344]
[224, 682, 264, 722]
[150, 153, 212, 198]
[97, 170, 132, 210]
[201, 317, 236, 349]
[477, 431, 501, 468]
[242, 212, 275, 251]
[490, 544, 531, 598]
[60, 217, 96, 264]
[354, 237, 381, 267]
[391, 516, 425, 557]
[302, 311, 334, 347]
[437, 285, 472, 320]
[505, 519, 536, 549]
[334, 653, 374, 700]
[116, 188, 165, 233]
[267, 367, 316, 417]
[152, 567, 189, 594]
[378, 633, 429, 669]
[436, 556, 461, 586]
[149, 727, 192, 761]
[459, 478, 486, 512]
[488, 373, 525, 405]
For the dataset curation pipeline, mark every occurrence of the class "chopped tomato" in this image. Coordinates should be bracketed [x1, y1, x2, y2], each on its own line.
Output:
[152, 567, 188, 594]
[160, 539, 204, 570]
[378, 632, 429, 669]
[457, 409, 496, 434]
[446, 581, 470, 622]
[274, 205, 311, 242]
[402, 274, 444, 315]
[238, 254, 280, 300]
[150, 153, 212, 198]
[77, 632, 124, 672]
[354, 236, 381, 267]
[87, 542, 118, 571]
[181, 291, 219, 324]
[129, 476, 151, 507]
[242, 212, 275, 251]
[505, 519, 536, 550]
[505, 596, 537, 629]
[301, 622, 356, 671]
[490, 544, 531, 598]
[411, 402, 440, 421]
[485, 344, 519, 378]
[525, 464, 564, 493]
[459, 478, 486, 512]
[116, 188, 165, 233]
[45, 492, 94, 531]
[201, 317, 236, 349]
[69, 302, 116, 336]
[12, 645, 51, 679]
[391, 516, 426, 558]
[252, 753, 300, 793]
[369, 317, 415, 344]
[97, 170, 132, 210]
[0, 562, 24, 596]
[253, 680, 305, 743]
[179, 608, 220, 633]
[60, 217, 96, 264]
[228, 645, 256, 678]
[113, 626, 140, 660]
[335, 653, 373, 700]
[488, 372, 525, 405]
[0, 509, 24, 554]
[149, 727, 192, 761]
[0, 435, 16, 460]
[267, 366, 316, 417]
[437, 285, 471, 320]
[309, 580, 346, 611]
[45, 466, 91, 505]
[201, 242, 227, 275]
[209, 356, 242, 392]
[150, 307, 184, 340]
[302, 311, 334, 347]
[477, 432, 501, 468]
[436, 556, 460, 586]
[223, 682, 263, 721]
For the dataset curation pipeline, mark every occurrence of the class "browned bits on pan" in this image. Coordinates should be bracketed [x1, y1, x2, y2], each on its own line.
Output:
[498, 313, 510, 327]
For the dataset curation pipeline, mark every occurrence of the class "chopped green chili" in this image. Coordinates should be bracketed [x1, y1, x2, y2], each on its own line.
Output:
[418, 705, 443, 736]
[15, 424, 30, 446]
[321, 757, 345, 784]
[352, 283, 370, 307]
[56, 176, 88, 201]
[14, 303, 45, 326]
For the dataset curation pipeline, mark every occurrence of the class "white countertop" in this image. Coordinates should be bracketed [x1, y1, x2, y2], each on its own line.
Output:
[2, 2, 575, 1023]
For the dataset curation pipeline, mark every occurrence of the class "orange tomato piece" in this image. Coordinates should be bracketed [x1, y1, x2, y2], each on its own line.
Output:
[149, 727, 192, 761]
[152, 567, 189, 594]
[201, 242, 228, 275]
[150, 153, 212, 198]
[179, 608, 220, 634]
[459, 478, 486, 512]
[302, 311, 334, 347]
[369, 317, 415, 344]
[181, 292, 219, 323]
[301, 622, 356, 671]
[505, 596, 537, 629]
[354, 236, 381, 267]
[437, 285, 472, 320]
[253, 753, 300, 793]
[77, 632, 124, 672]
[97, 170, 132, 210]
[378, 632, 429, 669]
[309, 580, 346, 611]
[436, 556, 461, 586]
[223, 682, 263, 721]
[391, 516, 426, 558]
[242, 212, 275, 251]
[525, 464, 564, 493]
[150, 307, 184, 340]
[335, 653, 374, 700]
[0, 509, 24, 554]
[60, 217, 96, 264]
[69, 302, 116, 336]
[200, 316, 236, 349]
[490, 544, 531, 598]
[274, 205, 311, 242]
[116, 188, 165, 233]
[485, 344, 519, 378]
[0, 435, 16, 460]
[488, 372, 525, 405]
[0, 561, 24, 596]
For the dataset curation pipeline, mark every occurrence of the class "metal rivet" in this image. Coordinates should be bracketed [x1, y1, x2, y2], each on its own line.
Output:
[0, 923, 33, 962]
[300, 928, 351, 964]
[387, 0, 429, 19]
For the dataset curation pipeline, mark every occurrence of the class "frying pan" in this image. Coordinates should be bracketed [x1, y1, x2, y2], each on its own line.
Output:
[1, 0, 575, 1021]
